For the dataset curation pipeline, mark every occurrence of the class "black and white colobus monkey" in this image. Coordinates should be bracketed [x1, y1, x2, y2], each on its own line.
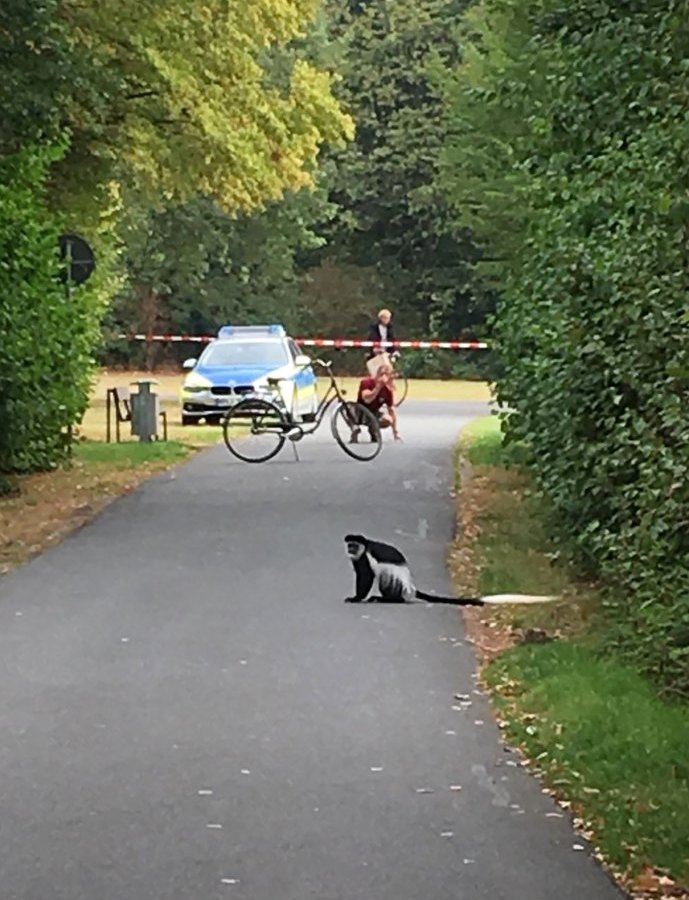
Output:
[343, 534, 558, 607]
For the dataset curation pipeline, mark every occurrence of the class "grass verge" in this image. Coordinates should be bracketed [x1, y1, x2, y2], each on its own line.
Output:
[450, 415, 689, 898]
[79, 370, 492, 443]
[0, 440, 196, 576]
[75, 440, 190, 467]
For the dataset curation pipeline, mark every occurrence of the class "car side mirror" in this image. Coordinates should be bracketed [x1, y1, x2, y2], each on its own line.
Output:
[182, 357, 197, 370]
[295, 354, 311, 366]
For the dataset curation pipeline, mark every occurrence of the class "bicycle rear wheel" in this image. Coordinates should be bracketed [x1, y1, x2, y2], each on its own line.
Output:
[331, 401, 383, 462]
[223, 398, 287, 463]
[395, 372, 409, 407]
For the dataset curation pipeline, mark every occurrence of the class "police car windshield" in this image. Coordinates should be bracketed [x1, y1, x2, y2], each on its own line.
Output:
[202, 340, 289, 367]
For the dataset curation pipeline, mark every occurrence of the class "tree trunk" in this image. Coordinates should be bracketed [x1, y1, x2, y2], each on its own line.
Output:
[137, 284, 163, 372]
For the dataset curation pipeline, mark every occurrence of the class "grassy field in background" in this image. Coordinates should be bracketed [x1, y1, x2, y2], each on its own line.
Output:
[81, 368, 494, 443]
[95, 368, 495, 400]
[454, 418, 689, 895]
[81, 371, 220, 446]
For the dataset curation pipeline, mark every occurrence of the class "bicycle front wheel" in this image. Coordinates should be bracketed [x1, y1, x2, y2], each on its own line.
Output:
[331, 401, 383, 462]
[223, 398, 288, 463]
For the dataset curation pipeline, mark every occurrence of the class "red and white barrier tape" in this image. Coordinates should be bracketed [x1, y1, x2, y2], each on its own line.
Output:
[298, 338, 489, 350]
[117, 333, 490, 350]
[118, 334, 213, 343]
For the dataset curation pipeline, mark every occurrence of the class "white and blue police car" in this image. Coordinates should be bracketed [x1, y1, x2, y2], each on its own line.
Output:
[180, 324, 318, 425]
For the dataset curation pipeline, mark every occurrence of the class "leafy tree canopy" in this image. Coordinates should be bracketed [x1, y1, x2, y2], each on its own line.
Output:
[315, 0, 488, 341]
[0, 1, 71, 153]
[53, 0, 354, 216]
[103, 180, 338, 367]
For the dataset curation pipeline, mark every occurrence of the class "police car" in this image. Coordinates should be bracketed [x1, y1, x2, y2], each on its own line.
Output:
[180, 324, 318, 425]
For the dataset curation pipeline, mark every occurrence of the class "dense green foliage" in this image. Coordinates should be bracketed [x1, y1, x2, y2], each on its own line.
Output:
[53, 0, 353, 218]
[104, 0, 496, 378]
[324, 0, 475, 330]
[0, 148, 101, 473]
[0, 1, 69, 154]
[311, 0, 493, 352]
[0, 0, 351, 474]
[442, 0, 689, 692]
[103, 187, 336, 369]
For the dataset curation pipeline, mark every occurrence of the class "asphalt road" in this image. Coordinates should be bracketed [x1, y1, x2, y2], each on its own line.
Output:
[0, 400, 627, 900]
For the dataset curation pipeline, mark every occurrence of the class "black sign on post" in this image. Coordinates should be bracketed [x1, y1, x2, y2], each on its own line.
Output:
[58, 232, 96, 300]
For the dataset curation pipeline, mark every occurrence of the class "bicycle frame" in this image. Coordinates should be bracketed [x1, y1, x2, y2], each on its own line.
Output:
[296, 362, 350, 435]
[232, 360, 351, 438]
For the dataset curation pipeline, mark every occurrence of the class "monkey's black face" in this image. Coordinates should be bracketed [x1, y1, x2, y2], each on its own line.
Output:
[346, 543, 366, 561]
[344, 534, 367, 561]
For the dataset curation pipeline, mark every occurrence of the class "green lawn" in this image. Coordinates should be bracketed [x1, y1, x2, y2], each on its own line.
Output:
[487, 643, 689, 886]
[81, 369, 493, 446]
[74, 439, 192, 467]
[458, 414, 569, 604]
[458, 418, 689, 892]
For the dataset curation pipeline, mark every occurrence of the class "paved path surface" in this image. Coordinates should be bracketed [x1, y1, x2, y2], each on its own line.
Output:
[0, 401, 626, 900]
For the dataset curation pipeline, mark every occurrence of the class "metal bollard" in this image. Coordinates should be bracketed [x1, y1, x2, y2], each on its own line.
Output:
[130, 379, 160, 442]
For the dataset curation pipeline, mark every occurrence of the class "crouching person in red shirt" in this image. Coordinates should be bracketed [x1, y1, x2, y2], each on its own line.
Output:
[354, 363, 401, 442]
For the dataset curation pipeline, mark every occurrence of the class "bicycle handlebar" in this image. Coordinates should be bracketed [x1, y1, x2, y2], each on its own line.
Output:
[266, 359, 332, 388]
[295, 358, 332, 372]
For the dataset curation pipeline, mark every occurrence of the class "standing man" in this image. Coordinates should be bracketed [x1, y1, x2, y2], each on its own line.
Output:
[355, 362, 401, 442]
[366, 308, 396, 360]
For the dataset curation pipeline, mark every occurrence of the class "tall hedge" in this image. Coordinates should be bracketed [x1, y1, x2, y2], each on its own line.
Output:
[442, 0, 689, 693]
[0, 148, 98, 474]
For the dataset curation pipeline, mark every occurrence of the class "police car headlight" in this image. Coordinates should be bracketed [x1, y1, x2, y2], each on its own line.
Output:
[183, 372, 212, 392]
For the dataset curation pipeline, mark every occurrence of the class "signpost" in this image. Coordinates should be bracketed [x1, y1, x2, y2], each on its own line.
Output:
[56, 233, 96, 455]
[58, 232, 96, 300]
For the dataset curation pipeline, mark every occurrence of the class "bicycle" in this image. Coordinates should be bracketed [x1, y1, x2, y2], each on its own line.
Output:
[221, 359, 383, 464]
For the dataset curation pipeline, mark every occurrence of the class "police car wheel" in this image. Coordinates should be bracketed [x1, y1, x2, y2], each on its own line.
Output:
[181, 414, 195, 426]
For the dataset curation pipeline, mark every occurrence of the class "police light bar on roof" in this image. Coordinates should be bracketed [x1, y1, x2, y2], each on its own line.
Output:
[217, 324, 286, 339]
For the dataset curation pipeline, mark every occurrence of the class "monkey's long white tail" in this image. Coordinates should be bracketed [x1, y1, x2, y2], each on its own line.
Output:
[481, 594, 559, 605]
[413, 590, 559, 606]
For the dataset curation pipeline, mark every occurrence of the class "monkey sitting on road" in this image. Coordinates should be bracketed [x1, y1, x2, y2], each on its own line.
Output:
[343, 534, 559, 606]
